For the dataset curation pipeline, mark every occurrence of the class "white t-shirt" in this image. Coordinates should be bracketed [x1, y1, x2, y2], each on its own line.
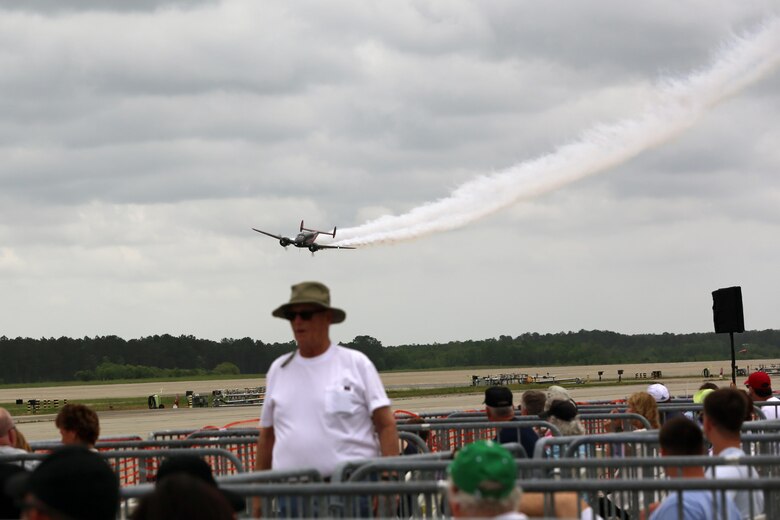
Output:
[706, 446, 764, 520]
[757, 396, 780, 420]
[649, 490, 741, 520]
[0, 445, 38, 469]
[259, 344, 391, 477]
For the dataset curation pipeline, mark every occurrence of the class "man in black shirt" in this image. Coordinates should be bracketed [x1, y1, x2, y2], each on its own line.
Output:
[484, 386, 538, 458]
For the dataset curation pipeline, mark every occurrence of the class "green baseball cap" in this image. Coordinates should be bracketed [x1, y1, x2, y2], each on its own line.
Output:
[448, 440, 517, 499]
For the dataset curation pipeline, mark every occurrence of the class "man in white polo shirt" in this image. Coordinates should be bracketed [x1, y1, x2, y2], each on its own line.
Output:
[255, 281, 398, 481]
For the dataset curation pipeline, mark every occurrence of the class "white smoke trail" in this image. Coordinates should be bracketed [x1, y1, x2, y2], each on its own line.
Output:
[332, 19, 780, 247]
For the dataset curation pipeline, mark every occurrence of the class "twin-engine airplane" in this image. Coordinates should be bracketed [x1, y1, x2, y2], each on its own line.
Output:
[252, 221, 356, 253]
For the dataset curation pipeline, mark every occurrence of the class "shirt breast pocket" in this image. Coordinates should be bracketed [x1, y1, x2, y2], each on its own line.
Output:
[325, 384, 361, 415]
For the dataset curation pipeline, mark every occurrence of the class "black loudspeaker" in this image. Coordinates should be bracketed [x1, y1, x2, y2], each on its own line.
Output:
[712, 286, 745, 333]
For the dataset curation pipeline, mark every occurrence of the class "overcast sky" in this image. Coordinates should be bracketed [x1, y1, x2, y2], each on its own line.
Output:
[1, 1, 779, 348]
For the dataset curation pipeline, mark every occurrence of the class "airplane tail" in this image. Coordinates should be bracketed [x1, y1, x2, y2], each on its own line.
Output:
[300, 220, 337, 237]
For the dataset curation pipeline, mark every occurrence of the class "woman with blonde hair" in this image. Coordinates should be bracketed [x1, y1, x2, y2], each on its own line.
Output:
[12, 427, 31, 452]
[626, 391, 660, 430]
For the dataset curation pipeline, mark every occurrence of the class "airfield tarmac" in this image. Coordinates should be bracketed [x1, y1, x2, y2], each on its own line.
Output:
[8, 358, 777, 442]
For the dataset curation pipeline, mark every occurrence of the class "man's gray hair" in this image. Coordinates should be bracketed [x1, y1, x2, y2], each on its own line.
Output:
[447, 478, 522, 517]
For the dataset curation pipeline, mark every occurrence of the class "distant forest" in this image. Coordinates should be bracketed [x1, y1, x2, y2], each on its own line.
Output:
[1, 330, 779, 384]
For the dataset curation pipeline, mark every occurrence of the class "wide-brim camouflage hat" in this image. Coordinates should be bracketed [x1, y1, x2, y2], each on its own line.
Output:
[272, 281, 346, 324]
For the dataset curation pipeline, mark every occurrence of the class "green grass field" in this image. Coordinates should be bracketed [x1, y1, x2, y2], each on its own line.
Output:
[3, 396, 150, 415]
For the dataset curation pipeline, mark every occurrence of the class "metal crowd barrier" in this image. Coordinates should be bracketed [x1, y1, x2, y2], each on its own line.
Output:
[397, 420, 559, 452]
[149, 428, 200, 441]
[577, 412, 652, 434]
[744, 419, 780, 434]
[118, 476, 780, 519]
[148, 427, 260, 441]
[216, 467, 324, 517]
[28, 434, 145, 453]
[17, 447, 780, 519]
[219, 468, 324, 484]
[533, 431, 660, 459]
[397, 431, 430, 454]
[535, 429, 780, 471]
[0, 452, 46, 470]
[335, 451, 780, 486]
[400, 411, 651, 437]
[101, 448, 244, 486]
[118, 468, 323, 518]
[743, 432, 780, 458]
[393, 410, 463, 420]
[31, 437, 255, 483]
[331, 443, 527, 484]
[579, 402, 768, 422]
[187, 427, 259, 439]
[1, 448, 243, 486]
[333, 452, 449, 484]
[565, 431, 660, 459]
[121, 479, 447, 519]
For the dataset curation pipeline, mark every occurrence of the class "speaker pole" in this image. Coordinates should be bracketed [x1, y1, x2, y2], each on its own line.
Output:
[730, 332, 736, 386]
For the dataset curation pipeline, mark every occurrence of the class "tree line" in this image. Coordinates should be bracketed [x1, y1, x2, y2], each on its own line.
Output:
[0, 329, 778, 384]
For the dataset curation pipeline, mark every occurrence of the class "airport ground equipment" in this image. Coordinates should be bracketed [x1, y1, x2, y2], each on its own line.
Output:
[212, 386, 265, 407]
[23, 398, 68, 414]
[470, 372, 584, 386]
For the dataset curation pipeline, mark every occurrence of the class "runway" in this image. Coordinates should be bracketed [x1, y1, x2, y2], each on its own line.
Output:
[8, 358, 775, 442]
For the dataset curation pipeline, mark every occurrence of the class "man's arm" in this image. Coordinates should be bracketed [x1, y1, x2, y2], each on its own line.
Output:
[519, 492, 591, 518]
[371, 406, 399, 457]
[255, 426, 275, 471]
[252, 426, 275, 518]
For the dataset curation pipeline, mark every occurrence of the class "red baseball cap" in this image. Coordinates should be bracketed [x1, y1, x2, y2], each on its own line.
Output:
[745, 371, 772, 390]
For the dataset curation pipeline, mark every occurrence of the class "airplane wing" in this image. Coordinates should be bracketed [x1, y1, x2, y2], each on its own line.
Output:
[252, 228, 290, 242]
[252, 228, 284, 240]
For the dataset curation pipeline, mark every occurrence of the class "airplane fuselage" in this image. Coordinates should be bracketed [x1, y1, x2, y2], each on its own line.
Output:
[294, 232, 318, 247]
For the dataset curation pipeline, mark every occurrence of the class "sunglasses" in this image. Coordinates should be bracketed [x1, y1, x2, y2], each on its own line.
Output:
[283, 308, 327, 321]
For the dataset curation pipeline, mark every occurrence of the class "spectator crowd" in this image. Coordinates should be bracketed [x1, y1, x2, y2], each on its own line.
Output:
[1, 281, 778, 519]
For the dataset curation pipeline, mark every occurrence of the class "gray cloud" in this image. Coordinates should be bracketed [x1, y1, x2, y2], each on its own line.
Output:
[1, 1, 778, 345]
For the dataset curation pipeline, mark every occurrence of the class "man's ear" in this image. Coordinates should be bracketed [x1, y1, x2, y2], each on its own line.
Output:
[702, 413, 711, 434]
[7, 427, 16, 445]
